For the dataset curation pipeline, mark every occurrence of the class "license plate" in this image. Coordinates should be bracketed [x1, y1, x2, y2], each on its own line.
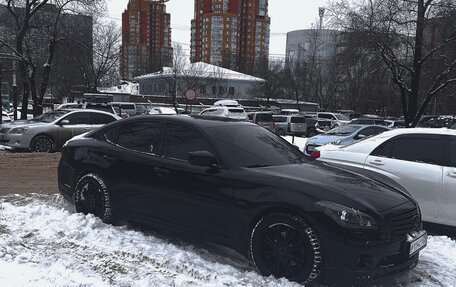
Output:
[409, 232, 427, 256]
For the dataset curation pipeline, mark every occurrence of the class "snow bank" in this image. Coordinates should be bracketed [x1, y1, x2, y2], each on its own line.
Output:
[0, 194, 454, 287]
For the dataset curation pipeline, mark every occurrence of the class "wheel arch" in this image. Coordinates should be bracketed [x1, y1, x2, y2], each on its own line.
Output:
[30, 133, 55, 150]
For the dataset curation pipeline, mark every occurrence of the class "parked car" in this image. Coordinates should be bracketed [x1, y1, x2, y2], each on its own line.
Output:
[350, 116, 388, 126]
[0, 109, 120, 152]
[273, 115, 315, 137]
[199, 106, 247, 120]
[56, 103, 83, 110]
[418, 116, 456, 128]
[248, 112, 275, 132]
[109, 102, 137, 117]
[304, 125, 389, 155]
[59, 115, 426, 286]
[311, 128, 456, 228]
[148, 107, 177, 115]
[2, 109, 12, 123]
[279, 109, 300, 115]
[317, 112, 351, 128]
[337, 110, 362, 120]
[82, 103, 117, 115]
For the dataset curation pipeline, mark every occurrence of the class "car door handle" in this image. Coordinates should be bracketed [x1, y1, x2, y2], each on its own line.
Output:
[369, 160, 385, 166]
[102, 154, 116, 162]
[447, 171, 456, 178]
[153, 167, 170, 177]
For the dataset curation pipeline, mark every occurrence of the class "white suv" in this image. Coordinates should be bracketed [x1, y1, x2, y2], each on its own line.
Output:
[317, 112, 351, 128]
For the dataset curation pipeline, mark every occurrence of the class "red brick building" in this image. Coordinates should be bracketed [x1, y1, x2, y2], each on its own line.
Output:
[191, 0, 270, 74]
[121, 0, 173, 80]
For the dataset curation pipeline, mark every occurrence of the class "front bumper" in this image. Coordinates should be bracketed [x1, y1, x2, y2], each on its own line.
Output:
[0, 132, 32, 149]
[318, 228, 426, 285]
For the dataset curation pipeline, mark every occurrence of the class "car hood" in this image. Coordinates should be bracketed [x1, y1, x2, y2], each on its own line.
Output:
[250, 161, 411, 213]
[1, 120, 50, 129]
[307, 134, 349, 146]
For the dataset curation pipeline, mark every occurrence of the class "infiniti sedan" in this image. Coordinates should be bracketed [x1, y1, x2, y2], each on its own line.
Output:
[312, 128, 456, 229]
[304, 125, 389, 155]
[58, 116, 426, 285]
[0, 109, 120, 152]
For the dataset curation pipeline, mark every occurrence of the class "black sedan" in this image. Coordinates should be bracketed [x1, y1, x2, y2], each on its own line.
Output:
[58, 115, 426, 286]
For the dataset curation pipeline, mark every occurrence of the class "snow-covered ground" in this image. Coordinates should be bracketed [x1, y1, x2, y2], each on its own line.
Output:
[0, 194, 455, 287]
[283, 136, 308, 152]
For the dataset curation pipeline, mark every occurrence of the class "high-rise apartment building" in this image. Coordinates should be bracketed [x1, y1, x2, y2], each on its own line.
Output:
[121, 0, 173, 80]
[191, 0, 270, 74]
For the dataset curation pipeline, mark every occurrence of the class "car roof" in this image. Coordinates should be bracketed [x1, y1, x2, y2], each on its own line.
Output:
[112, 114, 251, 128]
[340, 127, 456, 153]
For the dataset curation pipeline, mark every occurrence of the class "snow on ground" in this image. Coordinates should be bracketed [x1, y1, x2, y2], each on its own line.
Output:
[0, 144, 10, 151]
[0, 194, 455, 287]
[283, 136, 308, 152]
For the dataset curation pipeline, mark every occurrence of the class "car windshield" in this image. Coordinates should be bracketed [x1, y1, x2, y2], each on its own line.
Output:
[334, 114, 350, 121]
[29, 110, 70, 123]
[326, 125, 361, 136]
[207, 125, 307, 168]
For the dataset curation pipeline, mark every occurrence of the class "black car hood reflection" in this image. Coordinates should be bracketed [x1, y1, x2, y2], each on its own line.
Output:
[245, 161, 410, 213]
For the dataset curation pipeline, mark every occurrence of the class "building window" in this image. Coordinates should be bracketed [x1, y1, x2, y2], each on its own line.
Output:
[229, 87, 235, 96]
[212, 86, 217, 94]
[200, 85, 206, 94]
[219, 86, 225, 95]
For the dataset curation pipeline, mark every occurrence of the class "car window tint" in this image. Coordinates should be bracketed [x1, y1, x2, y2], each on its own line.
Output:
[164, 123, 215, 161]
[371, 140, 393, 157]
[108, 121, 162, 155]
[65, 113, 90, 125]
[451, 137, 456, 167]
[318, 114, 331, 119]
[90, 113, 116, 125]
[390, 137, 442, 165]
[359, 127, 377, 137]
[290, 117, 306, 123]
[256, 113, 273, 121]
[207, 125, 307, 168]
[273, 116, 287, 122]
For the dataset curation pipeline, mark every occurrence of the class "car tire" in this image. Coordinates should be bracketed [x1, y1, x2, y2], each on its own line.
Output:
[74, 173, 114, 224]
[31, 135, 54, 153]
[305, 129, 317, 138]
[249, 213, 321, 284]
[277, 129, 286, 136]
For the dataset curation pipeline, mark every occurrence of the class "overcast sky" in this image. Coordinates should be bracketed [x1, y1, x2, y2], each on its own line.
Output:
[106, 0, 330, 57]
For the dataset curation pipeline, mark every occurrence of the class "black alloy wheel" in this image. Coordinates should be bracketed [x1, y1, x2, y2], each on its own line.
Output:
[250, 214, 321, 284]
[74, 173, 114, 223]
[31, 135, 53, 153]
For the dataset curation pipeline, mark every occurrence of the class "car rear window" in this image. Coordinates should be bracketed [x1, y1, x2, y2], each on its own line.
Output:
[290, 117, 306, 123]
[228, 108, 245, 114]
[256, 113, 273, 122]
[273, 116, 287, 122]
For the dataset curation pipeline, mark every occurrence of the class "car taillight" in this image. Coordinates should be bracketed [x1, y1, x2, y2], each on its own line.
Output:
[310, 150, 320, 160]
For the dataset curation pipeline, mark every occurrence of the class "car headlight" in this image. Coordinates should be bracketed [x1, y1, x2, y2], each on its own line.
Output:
[331, 140, 342, 145]
[315, 201, 378, 229]
[9, 127, 29, 134]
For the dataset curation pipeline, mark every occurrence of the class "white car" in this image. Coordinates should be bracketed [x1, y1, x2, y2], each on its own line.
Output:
[311, 128, 456, 228]
[199, 106, 247, 120]
[317, 112, 351, 128]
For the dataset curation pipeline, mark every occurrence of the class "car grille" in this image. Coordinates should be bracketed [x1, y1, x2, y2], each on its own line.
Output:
[390, 208, 420, 236]
[0, 128, 10, 134]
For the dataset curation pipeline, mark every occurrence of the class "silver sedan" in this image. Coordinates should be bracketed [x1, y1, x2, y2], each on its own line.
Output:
[0, 109, 120, 152]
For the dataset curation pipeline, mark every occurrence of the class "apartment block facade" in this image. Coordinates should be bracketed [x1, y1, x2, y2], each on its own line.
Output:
[191, 0, 270, 74]
[121, 0, 173, 80]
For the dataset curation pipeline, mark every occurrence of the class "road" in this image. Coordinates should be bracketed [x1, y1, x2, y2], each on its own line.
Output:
[0, 151, 60, 195]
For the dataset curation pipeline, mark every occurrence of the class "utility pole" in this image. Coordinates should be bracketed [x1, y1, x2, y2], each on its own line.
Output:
[319, 7, 325, 30]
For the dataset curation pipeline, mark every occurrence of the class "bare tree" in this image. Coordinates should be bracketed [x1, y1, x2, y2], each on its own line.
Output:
[0, 0, 106, 117]
[329, 0, 456, 126]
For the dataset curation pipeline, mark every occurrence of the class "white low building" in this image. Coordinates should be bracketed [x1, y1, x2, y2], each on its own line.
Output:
[135, 62, 265, 100]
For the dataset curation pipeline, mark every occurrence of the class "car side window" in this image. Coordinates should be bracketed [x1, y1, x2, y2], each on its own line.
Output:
[64, 113, 90, 125]
[163, 123, 215, 162]
[358, 127, 377, 137]
[450, 137, 456, 167]
[389, 136, 443, 165]
[371, 140, 393, 157]
[90, 113, 116, 125]
[105, 121, 162, 155]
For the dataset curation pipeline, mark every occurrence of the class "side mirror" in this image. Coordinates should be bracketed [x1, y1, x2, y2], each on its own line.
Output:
[188, 151, 218, 168]
[60, 119, 70, 126]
